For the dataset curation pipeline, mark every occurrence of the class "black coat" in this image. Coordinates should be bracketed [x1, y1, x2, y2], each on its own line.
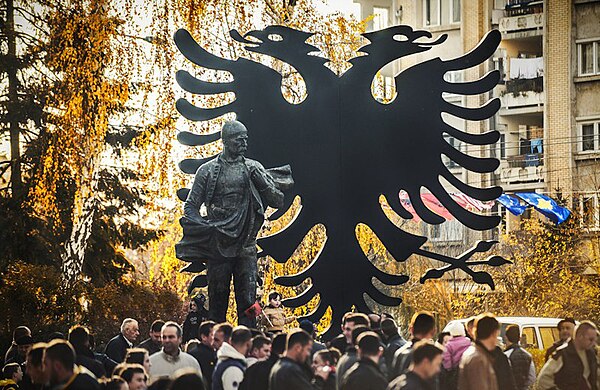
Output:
[104, 334, 131, 363]
[388, 371, 433, 390]
[73, 346, 105, 379]
[137, 338, 161, 356]
[189, 343, 217, 387]
[269, 357, 324, 390]
[384, 334, 406, 371]
[64, 372, 101, 390]
[340, 358, 387, 390]
[239, 356, 278, 390]
[329, 335, 350, 353]
[491, 347, 517, 390]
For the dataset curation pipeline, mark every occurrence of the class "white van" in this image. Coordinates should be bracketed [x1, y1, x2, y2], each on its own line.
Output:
[443, 317, 562, 350]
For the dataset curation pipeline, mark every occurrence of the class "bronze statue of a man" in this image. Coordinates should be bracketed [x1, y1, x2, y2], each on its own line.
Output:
[176, 120, 293, 326]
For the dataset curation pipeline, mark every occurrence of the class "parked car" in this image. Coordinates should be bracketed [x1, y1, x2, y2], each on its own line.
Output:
[443, 317, 563, 350]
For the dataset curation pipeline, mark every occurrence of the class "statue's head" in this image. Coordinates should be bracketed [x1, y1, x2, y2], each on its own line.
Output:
[222, 120, 248, 156]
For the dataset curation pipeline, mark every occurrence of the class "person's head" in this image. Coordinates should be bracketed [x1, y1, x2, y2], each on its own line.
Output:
[381, 319, 399, 339]
[26, 342, 48, 384]
[198, 321, 216, 348]
[474, 313, 499, 350]
[120, 363, 147, 390]
[437, 332, 451, 347]
[221, 120, 248, 157]
[2, 363, 22, 382]
[148, 378, 172, 390]
[268, 291, 282, 308]
[504, 324, 521, 346]
[68, 325, 90, 349]
[299, 320, 316, 337]
[161, 322, 183, 356]
[312, 349, 336, 375]
[169, 369, 204, 390]
[351, 325, 370, 346]
[368, 314, 382, 330]
[342, 313, 370, 343]
[230, 326, 253, 355]
[356, 332, 383, 363]
[573, 320, 598, 351]
[411, 340, 444, 379]
[121, 319, 140, 343]
[150, 320, 165, 345]
[189, 300, 198, 312]
[100, 376, 128, 390]
[250, 335, 272, 360]
[285, 329, 313, 363]
[16, 335, 34, 358]
[557, 318, 576, 341]
[185, 339, 200, 353]
[12, 326, 31, 343]
[212, 323, 233, 351]
[271, 333, 287, 357]
[410, 311, 436, 339]
[466, 317, 476, 339]
[126, 348, 151, 373]
[448, 322, 466, 338]
[43, 339, 76, 385]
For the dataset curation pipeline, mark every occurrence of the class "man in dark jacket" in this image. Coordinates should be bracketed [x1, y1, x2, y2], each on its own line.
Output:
[330, 313, 370, 353]
[503, 325, 535, 390]
[269, 330, 329, 390]
[336, 326, 369, 389]
[340, 332, 387, 390]
[137, 320, 164, 356]
[67, 326, 105, 379]
[491, 345, 517, 390]
[390, 311, 436, 380]
[3, 327, 30, 367]
[183, 295, 209, 343]
[544, 317, 576, 362]
[381, 319, 406, 370]
[189, 321, 216, 387]
[537, 320, 598, 390]
[240, 333, 286, 390]
[43, 340, 100, 390]
[388, 341, 443, 390]
[104, 318, 139, 363]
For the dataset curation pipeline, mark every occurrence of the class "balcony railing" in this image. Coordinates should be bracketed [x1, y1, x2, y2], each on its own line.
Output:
[505, 0, 543, 17]
[507, 153, 544, 168]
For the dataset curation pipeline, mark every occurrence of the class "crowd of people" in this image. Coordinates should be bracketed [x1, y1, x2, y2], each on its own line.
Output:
[1, 295, 598, 390]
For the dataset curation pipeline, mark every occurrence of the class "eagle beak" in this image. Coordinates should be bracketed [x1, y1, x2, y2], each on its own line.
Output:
[230, 29, 258, 45]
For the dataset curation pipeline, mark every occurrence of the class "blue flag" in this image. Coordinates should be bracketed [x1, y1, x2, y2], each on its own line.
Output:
[516, 193, 571, 224]
[497, 194, 528, 216]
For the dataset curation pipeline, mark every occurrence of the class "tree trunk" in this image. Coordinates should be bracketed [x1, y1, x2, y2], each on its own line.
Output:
[6, 0, 23, 200]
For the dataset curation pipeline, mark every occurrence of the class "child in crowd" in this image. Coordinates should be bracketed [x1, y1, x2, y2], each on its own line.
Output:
[260, 291, 296, 333]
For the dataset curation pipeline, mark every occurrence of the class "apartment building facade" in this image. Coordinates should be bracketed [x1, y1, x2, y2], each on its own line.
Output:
[350, 0, 600, 244]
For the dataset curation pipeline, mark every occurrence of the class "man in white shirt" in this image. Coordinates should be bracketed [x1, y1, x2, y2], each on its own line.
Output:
[537, 320, 598, 390]
[149, 321, 202, 382]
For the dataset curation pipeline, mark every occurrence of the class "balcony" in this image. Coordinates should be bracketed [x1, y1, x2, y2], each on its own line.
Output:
[499, 76, 544, 114]
[499, 1, 543, 39]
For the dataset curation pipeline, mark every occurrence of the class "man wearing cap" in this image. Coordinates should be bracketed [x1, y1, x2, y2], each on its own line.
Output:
[176, 120, 293, 327]
[6, 336, 33, 367]
[544, 317, 576, 362]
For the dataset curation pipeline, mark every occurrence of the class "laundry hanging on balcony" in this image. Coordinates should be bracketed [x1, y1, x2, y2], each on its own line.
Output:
[509, 57, 544, 79]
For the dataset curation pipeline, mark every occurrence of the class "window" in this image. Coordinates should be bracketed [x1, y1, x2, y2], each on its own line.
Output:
[452, 0, 461, 23]
[579, 121, 600, 152]
[578, 40, 600, 76]
[499, 134, 506, 159]
[373, 7, 389, 30]
[424, 0, 440, 26]
[575, 194, 600, 230]
[423, 0, 460, 27]
[539, 327, 559, 350]
[521, 327, 538, 349]
[443, 135, 461, 168]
